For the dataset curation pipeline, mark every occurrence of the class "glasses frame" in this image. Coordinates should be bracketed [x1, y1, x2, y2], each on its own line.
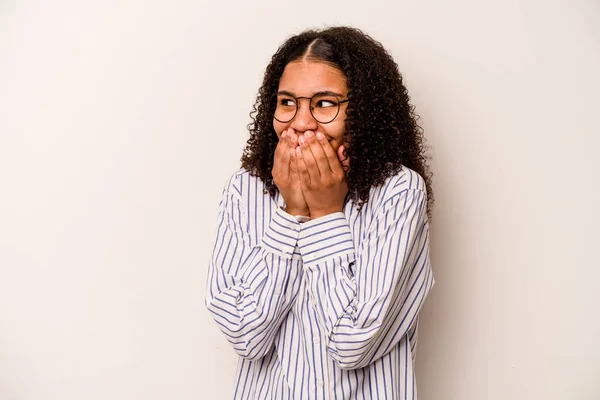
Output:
[273, 93, 349, 124]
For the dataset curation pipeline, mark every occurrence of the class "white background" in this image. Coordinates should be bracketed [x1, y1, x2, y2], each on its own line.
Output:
[1, 1, 599, 399]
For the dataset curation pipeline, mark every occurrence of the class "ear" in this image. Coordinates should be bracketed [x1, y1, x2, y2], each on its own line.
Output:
[337, 145, 350, 170]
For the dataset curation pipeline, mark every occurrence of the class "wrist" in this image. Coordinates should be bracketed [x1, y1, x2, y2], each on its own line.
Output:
[284, 207, 310, 217]
[310, 208, 343, 220]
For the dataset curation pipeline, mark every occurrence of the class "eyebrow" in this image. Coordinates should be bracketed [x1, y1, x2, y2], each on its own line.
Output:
[277, 90, 344, 98]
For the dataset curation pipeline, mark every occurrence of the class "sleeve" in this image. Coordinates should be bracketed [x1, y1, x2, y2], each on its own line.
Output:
[297, 187, 434, 370]
[205, 176, 304, 360]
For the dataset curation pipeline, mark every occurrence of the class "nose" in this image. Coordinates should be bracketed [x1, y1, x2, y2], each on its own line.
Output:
[290, 99, 318, 133]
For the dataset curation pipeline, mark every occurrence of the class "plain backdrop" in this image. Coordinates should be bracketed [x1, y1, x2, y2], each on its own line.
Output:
[1, 1, 599, 399]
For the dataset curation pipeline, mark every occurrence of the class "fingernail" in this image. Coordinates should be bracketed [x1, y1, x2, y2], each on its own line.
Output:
[316, 132, 324, 140]
[299, 136, 306, 145]
[282, 130, 287, 138]
[305, 131, 313, 139]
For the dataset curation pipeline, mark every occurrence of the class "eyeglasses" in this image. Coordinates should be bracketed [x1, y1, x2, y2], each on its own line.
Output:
[273, 92, 349, 124]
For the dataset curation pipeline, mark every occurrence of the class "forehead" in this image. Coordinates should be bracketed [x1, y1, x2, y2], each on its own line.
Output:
[278, 61, 347, 95]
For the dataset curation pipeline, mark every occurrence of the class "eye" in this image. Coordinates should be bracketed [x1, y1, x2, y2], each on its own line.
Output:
[314, 99, 338, 108]
[279, 98, 296, 107]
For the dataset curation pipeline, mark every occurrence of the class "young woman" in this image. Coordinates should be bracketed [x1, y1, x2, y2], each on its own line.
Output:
[206, 26, 434, 399]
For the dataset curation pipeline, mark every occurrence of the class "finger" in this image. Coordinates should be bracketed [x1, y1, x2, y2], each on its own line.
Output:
[274, 129, 288, 157]
[283, 129, 292, 150]
[314, 131, 342, 175]
[273, 129, 288, 177]
[289, 137, 299, 174]
[285, 133, 298, 179]
[306, 131, 332, 176]
[279, 135, 291, 180]
[289, 146, 302, 183]
[298, 133, 320, 181]
[295, 146, 311, 189]
[287, 128, 298, 150]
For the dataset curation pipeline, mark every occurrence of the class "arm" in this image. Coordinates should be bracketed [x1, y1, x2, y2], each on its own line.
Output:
[298, 184, 434, 369]
[205, 175, 303, 360]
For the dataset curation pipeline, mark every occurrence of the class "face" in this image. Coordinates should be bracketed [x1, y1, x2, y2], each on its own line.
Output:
[273, 60, 348, 152]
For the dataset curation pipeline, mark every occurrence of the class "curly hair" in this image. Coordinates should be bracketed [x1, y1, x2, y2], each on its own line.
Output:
[241, 26, 433, 217]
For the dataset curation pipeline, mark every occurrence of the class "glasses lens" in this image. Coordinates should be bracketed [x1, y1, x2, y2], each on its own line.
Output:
[273, 94, 343, 123]
[274, 95, 297, 122]
[310, 95, 340, 123]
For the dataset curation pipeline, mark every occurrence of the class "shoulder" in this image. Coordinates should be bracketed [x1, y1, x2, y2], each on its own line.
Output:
[353, 167, 428, 231]
[377, 166, 427, 203]
[359, 166, 428, 222]
[222, 168, 266, 201]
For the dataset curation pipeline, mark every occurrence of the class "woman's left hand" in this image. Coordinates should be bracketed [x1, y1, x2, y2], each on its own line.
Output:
[295, 131, 348, 219]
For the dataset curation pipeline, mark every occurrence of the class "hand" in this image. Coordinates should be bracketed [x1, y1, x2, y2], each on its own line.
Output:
[295, 131, 348, 219]
[272, 128, 310, 217]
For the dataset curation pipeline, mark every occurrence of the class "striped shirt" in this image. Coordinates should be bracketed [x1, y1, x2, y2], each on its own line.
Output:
[205, 166, 434, 399]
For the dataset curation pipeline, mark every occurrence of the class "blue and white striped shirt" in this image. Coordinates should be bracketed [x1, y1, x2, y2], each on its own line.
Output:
[206, 166, 434, 399]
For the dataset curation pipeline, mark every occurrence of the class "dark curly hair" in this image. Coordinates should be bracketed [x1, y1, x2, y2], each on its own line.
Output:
[241, 26, 433, 217]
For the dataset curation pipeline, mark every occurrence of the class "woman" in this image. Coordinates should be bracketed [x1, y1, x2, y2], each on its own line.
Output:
[206, 26, 434, 399]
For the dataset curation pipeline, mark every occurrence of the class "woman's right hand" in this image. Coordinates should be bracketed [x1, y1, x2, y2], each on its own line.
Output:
[272, 128, 310, 217]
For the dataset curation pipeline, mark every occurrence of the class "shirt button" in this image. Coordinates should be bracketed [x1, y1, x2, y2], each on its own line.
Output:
[317, 380, 324, 388]
[274, 288, 281, 296]
[281, 247, 290, 254]
[313, 337, 320, 344]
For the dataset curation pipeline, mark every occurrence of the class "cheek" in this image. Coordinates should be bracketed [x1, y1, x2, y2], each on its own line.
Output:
[323, 121, 346, 146]
[273, 120, 286, 138]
